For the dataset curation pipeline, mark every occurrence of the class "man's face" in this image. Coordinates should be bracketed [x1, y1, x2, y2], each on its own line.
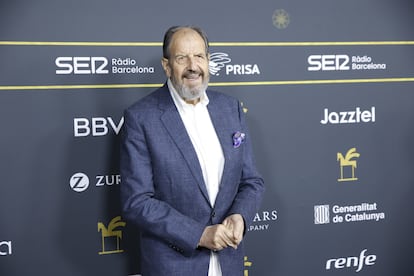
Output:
[162, 28, 210, 103]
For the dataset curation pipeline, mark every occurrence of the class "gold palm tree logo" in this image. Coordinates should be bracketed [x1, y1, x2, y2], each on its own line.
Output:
[337, 147, 360, 182]
[97, 216, 126, 255]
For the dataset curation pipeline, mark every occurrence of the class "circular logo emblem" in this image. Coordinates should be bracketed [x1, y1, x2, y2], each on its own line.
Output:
[70, 172, 89, 192]
[272, 9, 290, 29]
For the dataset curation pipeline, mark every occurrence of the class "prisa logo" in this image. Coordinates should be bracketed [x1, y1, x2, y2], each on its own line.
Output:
[326, 249, 376, 272]
[209, 52, 260, 76]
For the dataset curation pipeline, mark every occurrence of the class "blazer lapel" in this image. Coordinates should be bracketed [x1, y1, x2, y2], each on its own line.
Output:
[157, 86, 211, 204]
[206, 93, 235, 197]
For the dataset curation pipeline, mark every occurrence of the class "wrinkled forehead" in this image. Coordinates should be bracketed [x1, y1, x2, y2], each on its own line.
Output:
[169, 28, 207, 55]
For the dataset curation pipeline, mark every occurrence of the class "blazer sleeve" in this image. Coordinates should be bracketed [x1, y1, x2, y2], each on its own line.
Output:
[119, 107, 205, 257]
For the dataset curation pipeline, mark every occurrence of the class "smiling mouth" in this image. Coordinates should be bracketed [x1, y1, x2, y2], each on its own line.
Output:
[183, 70, 202, 80]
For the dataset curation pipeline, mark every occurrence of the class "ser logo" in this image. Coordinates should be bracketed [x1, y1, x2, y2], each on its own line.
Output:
[307, 55, 350, 71]
[55, 57, 109, 74]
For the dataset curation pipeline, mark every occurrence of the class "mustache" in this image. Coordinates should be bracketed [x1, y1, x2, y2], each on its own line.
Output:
[182, 69, 204, 78]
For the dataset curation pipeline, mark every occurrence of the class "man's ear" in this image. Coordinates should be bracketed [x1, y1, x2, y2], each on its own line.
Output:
[161, 58, 171, 78]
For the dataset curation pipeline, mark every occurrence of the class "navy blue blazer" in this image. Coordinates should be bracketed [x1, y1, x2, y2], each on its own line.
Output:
[120, 84, 264, 275]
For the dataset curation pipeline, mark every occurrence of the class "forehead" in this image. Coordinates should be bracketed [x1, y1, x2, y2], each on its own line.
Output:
[169, 28, 206, 54]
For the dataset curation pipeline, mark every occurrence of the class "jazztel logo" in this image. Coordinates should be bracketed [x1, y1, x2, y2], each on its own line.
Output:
[209, 52, 260, 76]
[326, 249, 376, 272]
[98, 216, 126, 255]
[337, 148, 360, 182]
[321, 107, 375, 125]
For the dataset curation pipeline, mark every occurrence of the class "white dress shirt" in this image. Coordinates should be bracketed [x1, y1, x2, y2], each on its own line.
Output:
[168, 80, 224, 276]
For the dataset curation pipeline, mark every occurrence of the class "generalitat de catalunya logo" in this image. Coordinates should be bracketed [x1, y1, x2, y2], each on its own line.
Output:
[314, 203, 386, 225]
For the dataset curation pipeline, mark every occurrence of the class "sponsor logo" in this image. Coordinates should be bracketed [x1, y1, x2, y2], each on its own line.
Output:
[314, 205, 330, 224]
[55, 57, 155, 75]
[326, 249, 376, 272]
[70, 172, 90, 192]
[98, 216, 126, 255]
[209, 52, 261, 76]
[244, 256, 253, 275]
[0, 241, 12, 256]
[307, 54, 386, 71]
[272, 9, 290, 29]
[247, 209, 278, 232]
[337, 148, 360, 182]
[321, 107, 375, 125]
[70, 172, 120, 192]
[241, 102, 248, 113]
[314, 203, 386, 224]
[73, 117, 124, 137]
[55, 57, 109, 74]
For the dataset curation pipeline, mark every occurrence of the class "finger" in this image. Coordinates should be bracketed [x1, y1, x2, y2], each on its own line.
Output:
[223, 220, 234, 231]
[218, 225, 238, 249]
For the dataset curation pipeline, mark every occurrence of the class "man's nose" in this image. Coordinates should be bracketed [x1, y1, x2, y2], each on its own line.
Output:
[187, 56, 197, 69]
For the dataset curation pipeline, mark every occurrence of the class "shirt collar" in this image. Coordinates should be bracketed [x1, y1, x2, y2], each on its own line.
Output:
[167, 79, 209, 109]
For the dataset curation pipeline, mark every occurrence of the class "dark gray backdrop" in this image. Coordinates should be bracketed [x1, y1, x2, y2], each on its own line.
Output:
[1, 0, 413, 275]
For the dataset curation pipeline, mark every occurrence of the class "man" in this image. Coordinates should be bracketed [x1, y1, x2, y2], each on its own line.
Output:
[120, 25, 264, 275]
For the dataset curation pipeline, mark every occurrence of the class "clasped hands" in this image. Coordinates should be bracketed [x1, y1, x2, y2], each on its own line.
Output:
[198, 214, 244, 252]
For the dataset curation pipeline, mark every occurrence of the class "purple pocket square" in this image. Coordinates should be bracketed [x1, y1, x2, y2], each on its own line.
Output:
[232, 131, 245, 148]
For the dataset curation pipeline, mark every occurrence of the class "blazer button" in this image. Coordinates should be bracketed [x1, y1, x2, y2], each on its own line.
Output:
[211, 210, 216, 218]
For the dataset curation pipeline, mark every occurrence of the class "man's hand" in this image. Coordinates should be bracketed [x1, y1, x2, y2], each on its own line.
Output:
[222, 214, 244, 248]
[198, 224, 238, 251]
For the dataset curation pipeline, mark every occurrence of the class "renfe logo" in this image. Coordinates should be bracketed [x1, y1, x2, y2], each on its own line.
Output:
[326, 249, 376, 272]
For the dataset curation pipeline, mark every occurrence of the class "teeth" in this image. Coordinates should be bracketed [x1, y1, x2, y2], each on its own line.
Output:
[186, 74, 200, 79]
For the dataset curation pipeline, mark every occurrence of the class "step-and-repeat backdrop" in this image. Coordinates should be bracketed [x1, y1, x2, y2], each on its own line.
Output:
[1, 0, 413, 275]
